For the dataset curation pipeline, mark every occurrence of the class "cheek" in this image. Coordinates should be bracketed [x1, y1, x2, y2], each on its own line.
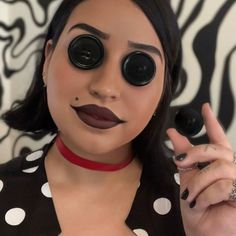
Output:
[48, 60, 71, 92]
[129, 80, 164, 117]
[123, 79, 164, 138]
[47, 53, 83, 102]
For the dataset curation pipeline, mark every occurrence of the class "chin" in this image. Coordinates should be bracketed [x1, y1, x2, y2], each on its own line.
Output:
[80, 137, 131, 157]
[60, 125, 132, 156]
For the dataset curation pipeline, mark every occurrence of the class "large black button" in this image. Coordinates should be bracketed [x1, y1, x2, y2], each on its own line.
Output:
[175, 107, 204, 136]
[68, 34, 104, 70]
[122, 51, 156, 86]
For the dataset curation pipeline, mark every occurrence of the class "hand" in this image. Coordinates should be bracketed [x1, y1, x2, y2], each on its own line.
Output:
[167, 103, 236, 236]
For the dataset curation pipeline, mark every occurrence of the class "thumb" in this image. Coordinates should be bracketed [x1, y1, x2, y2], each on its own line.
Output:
[167, 128, 196, 189]
[166, 128, 192, 154]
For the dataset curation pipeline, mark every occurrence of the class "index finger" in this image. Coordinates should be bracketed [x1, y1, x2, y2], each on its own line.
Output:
[167, 128, 197, 189]
[202, 103, 231, 148]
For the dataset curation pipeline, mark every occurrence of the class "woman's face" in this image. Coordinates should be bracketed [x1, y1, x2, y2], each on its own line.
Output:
[43, 0, 165, 160]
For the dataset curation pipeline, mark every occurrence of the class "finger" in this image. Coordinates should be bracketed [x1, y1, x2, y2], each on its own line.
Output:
[166, 128, 192, 154]
[202, 103, 231, 148]
[167, 128, 196, 188]
[173, 144, 234, 169]
[190, 179, 236, 212]
[181, 160, 236, 203]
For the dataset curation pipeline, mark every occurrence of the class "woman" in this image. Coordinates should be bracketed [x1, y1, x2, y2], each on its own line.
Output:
[1, 0, 236, 235]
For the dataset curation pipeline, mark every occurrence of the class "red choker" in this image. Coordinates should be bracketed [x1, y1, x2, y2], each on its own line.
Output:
[55, 136, 133, 171]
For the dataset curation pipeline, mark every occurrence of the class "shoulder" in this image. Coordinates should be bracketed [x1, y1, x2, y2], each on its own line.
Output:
[0, 149, 46, 202]
[0, 149, 45, 179]
[0, 145, 61, 235]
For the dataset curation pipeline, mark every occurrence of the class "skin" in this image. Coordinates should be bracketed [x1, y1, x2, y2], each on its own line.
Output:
[42, 0, 165, 235]
[167, 103, 236, 236]
[42, 0, 236, 235]
[43, 0, 165, 164]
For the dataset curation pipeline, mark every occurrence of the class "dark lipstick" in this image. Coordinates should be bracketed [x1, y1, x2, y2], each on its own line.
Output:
[71, 104, 125, 129]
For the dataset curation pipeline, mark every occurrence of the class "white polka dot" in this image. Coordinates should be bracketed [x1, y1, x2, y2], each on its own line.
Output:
[22, 166, 39, 173]
[165, 140, 174, 149]
[153, 197, 172, 215]
[133, 229, 149, 236]
[26, 150, 43, 162]
[0, 180, 3, 192]
[5, 208, 26, 226]
[41, 182, 52, 198]
[174, 173, 180, 185]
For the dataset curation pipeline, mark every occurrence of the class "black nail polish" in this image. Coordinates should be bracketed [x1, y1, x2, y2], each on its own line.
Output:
[197, 161, 210, 170]
[181, 188, 189, 200]
[175, 153, 187, 161]
[189, 199, 196, 209]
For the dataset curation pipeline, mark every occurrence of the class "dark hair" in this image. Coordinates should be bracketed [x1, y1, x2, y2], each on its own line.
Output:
[2, 0, 182, 175]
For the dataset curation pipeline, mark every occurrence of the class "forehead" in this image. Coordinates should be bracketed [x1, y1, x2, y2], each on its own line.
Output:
[62, 0, 164, 53]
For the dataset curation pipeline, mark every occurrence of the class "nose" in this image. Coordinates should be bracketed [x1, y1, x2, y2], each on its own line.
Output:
[88, 60, 121, 102]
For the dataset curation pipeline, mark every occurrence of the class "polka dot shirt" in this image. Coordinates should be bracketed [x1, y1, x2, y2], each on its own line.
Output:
[0, 143, 185, 236]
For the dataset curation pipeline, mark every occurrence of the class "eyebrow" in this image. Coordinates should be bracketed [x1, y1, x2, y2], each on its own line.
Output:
[69, 23, 163, 62]
[68, 23, 110, 40]
[128, 41, 163, 62]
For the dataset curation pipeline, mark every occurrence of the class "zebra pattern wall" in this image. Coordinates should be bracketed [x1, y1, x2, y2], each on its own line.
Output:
[0, 0, 235, 163]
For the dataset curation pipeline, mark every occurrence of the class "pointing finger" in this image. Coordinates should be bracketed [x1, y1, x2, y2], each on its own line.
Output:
[202, 103, 231, 148]
[167, 128, 197, 188]
[166, 128, 192, 155]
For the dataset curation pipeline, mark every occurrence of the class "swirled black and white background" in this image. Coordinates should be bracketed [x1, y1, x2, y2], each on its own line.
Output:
[0, 0, 235, 163]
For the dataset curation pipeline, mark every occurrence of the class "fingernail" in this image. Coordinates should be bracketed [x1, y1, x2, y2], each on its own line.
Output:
[197, 161, 210, 170]
[189, 199, 196, 209]
[175, 153, 187, 161]
[181, 188, 189, 200]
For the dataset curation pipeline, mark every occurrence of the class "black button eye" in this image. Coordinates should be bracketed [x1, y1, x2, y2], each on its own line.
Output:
[68, 34, 104, 70]
[175, 108, 204, 137]
[122, 51, 156, 86]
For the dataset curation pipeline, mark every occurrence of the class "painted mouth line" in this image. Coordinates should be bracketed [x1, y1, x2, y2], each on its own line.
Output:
[71, 104, 125, 129]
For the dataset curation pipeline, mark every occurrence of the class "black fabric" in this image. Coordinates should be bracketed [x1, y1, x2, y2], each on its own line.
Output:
[0, 143, 185, 236]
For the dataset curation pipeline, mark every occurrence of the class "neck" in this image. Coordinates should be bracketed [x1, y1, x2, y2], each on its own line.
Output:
[55, 136, 134, 172]
[45, 141, 142, 187]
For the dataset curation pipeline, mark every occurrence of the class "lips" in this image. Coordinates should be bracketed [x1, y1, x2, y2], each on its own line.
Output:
[71, 104, 125, 129]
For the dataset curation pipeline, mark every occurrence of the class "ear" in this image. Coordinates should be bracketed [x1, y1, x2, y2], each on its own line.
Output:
[42, 39, 53, 85]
